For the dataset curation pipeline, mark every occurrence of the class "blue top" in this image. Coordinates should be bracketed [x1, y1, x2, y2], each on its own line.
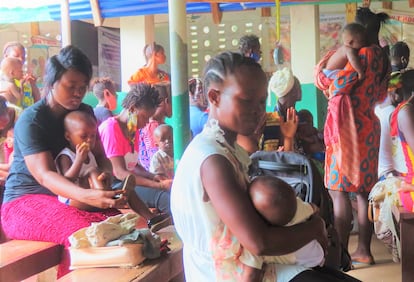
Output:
[189, 105, 208, 137]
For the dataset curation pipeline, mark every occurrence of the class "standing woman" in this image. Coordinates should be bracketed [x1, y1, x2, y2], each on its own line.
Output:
[128, 42, 170, 85]
[316, 7, 390, 266]
[1, 46, 125, 277]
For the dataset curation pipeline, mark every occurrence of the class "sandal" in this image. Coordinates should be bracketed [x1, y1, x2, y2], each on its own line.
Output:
[147, 213, 172, 233]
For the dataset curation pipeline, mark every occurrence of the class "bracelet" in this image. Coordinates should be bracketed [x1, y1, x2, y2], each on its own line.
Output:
[158, 182, 163, 189]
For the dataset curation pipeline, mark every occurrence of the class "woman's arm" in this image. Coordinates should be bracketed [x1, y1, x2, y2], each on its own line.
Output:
[201, 154, 328, 256]
[25, 150, 123, 209]
[110, 155, 168, 189]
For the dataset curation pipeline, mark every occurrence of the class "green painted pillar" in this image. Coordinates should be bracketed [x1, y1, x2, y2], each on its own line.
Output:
[290, 5, 327, 129]
[168, 0, 191, 168]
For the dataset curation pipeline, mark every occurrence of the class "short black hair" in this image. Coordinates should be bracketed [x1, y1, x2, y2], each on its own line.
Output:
[44, 45, 92, 91]
[238, 34, 260, 55]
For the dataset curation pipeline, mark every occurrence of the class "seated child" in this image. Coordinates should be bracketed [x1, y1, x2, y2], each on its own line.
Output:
[149, 124, 174, 179]
[0, 57, 24, 107]
[0, 127, 14, 184]
[241, 175, 324, 281]
[56, 110, 171, 230]
[296, 109, 325, 160]
[323, 22, 367, 81]
[55, 110, 113, 210]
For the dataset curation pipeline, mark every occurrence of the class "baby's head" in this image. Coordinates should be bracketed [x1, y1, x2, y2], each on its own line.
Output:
[249, 175, 297, 226]
[1, 57, 23, 80]
[153, 124, 173, 157]
[64, 110, 97, 151]
[342, 23, 367, 50]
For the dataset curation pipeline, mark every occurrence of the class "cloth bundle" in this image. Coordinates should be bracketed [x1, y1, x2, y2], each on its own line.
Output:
[68, 213, 162, 269]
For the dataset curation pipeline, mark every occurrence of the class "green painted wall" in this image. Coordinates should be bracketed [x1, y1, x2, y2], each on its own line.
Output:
[266, 83, 327, 130]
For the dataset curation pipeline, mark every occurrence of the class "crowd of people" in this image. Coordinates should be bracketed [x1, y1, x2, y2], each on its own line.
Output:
[0, 5, 412, 282]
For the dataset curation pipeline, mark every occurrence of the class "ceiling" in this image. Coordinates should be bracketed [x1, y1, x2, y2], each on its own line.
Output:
[0, 0, 405, 24]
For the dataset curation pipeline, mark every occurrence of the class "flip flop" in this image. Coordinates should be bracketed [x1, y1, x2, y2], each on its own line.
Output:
[351, 256, 375, 265]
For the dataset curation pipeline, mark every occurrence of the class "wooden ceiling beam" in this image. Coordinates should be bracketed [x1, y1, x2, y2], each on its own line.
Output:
[90, 0, 103, 27]
[211, 3, 223, 24]
[382, 1, 392, 9]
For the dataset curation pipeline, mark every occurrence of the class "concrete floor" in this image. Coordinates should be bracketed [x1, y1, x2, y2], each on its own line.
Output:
[347, 234, 401, 282]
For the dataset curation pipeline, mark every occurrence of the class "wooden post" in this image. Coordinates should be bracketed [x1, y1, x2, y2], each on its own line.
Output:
[382, 1, 392, 9]
[211, 3, 222, 24]
[345, 3, 357, 23]
[261, 7, 271, 17]
[30, 22, 40, 36]
[362, 0, 371, 7]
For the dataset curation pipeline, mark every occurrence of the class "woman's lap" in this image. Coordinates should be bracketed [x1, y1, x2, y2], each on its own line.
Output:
[290, 267, 361, 282]
[1, 194, 119, 245]
[134, 185, 170, 214]
[112, 180, 170, 214]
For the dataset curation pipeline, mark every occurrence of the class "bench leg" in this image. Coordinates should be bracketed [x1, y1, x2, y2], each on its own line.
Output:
[169, 271, 185, 282]
[401, 217, 414, 282]
[22, 266, 58, 282]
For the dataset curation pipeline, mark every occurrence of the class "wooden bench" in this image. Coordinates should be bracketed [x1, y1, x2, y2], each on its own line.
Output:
[0, 239, 62, 282]
[392, 205, 414, 282]
[58, 225, 184, 282]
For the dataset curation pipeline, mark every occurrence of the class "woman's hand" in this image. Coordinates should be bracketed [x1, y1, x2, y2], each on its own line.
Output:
[280, 107, 298, 139]
[308, 214, 329, 256]
[82, 188, 127, 209]
[159, 179, 173, 190]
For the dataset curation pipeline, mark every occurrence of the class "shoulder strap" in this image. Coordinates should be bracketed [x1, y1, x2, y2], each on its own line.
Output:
[257, 160, 308, 175]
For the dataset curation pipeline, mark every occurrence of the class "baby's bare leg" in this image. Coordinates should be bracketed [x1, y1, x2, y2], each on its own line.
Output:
[87, 169, 106, 190]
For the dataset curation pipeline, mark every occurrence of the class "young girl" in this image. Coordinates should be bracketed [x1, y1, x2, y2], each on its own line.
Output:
[171, 51, 358, 282]
[138, 82, 172, 170]
[91, 77, 118, 126]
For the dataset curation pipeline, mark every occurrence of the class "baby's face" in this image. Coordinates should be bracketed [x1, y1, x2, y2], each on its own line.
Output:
[155, 128, 173, 156]
[342, 31, 365, 50]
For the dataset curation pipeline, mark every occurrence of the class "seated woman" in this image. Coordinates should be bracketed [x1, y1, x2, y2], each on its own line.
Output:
[98, 83, 172, 216]
[237, 67, 300, 154]
[1, 45, 125, 278]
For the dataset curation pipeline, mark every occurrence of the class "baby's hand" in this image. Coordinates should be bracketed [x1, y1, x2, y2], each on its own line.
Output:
[75, 142, 90, 161]
[357, 72, 365, 81]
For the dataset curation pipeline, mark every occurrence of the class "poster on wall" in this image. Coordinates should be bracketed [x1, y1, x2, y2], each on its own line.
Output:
[319, 14, 346, 59]
[27, 46, 48, 89]
[28, 36, 62, 90]
[98, 27, 121, 90]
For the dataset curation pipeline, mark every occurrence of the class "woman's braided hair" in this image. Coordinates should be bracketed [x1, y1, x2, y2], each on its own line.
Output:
[203, 51, 263, 96]
[122, 83, 160, 110]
